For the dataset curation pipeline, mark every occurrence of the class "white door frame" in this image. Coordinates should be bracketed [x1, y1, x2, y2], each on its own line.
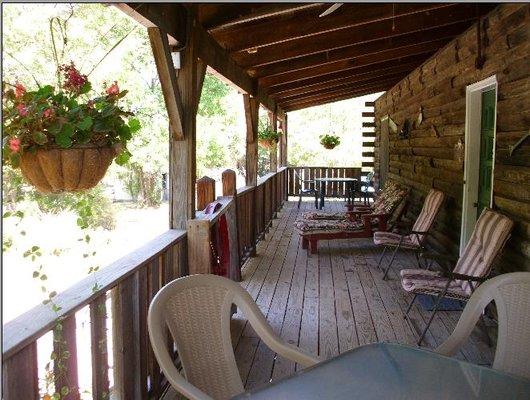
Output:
[460, 75, 498, 254]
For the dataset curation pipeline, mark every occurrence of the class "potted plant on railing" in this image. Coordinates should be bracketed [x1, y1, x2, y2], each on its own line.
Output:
[2, 63, 140, 194]
[258, 120, 281, 149]
[319, 134, 340, 149]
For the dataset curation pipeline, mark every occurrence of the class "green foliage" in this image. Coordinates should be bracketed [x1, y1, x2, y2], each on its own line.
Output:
[29, 185, 116, 230]
[198, 74, 230, 117]
[319, 134, 341, 149]
[257, 118, 281, 146]
[2, 64, 139, 168]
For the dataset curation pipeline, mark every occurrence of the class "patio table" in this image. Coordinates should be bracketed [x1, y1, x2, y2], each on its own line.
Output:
[233, 343, 530, 400]
[315, 177, 359, 209]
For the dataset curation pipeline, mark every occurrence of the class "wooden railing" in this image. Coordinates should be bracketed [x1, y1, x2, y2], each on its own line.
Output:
[2, 167, 288, 400]
[287, 166, 362, 198]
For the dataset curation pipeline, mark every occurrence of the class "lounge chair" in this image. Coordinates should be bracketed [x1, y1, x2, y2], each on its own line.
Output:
[300, 179, 405, 221]
[436, 272, 530, 379]
[401, 208, 514, 345]
[148, 274, 321, 400]
[293, 169, 318, 209]
[374, 188, 445, 280]
[294, 182, 410, 254]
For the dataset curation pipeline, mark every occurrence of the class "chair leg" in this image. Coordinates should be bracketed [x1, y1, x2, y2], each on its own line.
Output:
[376, 246, 387, 271]
[302, 237, 308, 249]
[405, 294, 418, 316]
[310, 239, 318, 254]
[382, 244, 401, 280]
[298, 193, 302, 209]
[418, 291, 446, 346]
[414, 251, 423, 269]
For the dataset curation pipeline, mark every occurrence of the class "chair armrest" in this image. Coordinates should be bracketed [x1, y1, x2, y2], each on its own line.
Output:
[441, 271, 487, 283]
[238, 290, 323, 368]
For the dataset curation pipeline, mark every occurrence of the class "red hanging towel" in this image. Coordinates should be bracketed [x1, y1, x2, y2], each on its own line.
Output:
[204, 202, 231, 278]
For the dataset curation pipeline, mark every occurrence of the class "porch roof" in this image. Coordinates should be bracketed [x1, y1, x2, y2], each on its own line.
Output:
[120, 3, 495, 112]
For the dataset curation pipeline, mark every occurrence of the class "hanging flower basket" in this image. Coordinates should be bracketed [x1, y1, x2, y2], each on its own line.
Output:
[258, 138, 278, 149]
[319, 134, 340, 150]
[20, 144, 121, 193]
[3, 63, 140, 193]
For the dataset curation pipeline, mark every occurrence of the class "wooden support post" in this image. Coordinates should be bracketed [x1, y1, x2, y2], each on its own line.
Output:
[187, 219, 212, 275]
[196, 176, 216, 210]
[244, 94, 259, 257]
[268, 110, 278, 173]
[167, 20, 206, 229]
[222, 169, 242, 274]
[244, 94, 259, 186]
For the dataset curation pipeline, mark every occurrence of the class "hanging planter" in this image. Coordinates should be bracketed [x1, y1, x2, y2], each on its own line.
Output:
[258, 120, 280, 149]
[2, 63, 140, 193]
[319, 134, 340, 150]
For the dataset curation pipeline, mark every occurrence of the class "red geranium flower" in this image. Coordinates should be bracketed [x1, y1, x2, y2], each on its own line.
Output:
[106, 81, 119, 96]
[43, 108, 54, 118]
[60, 62, 87, 92]
[16, 104, 28, 117]
[14, 82, 26, 99]
[9, 137, 21, 152]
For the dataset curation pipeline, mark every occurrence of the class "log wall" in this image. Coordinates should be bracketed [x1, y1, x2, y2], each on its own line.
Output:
[373, 4, 530, 272]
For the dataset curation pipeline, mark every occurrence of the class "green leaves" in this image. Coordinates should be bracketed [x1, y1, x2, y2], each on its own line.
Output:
[128, 118, 141, 133]
[77, 116, 92, 131]
[79, 81, 91, 95]
[114, 148, 131, 166]
[56, 123, 74, 148]
[32, 131, 48, 145]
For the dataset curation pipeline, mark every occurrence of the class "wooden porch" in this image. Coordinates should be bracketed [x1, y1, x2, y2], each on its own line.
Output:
[230, 200, 494, 392]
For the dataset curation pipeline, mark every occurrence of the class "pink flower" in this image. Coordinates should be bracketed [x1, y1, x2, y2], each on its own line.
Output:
[60, 62, 87, 92]
[43, 108, 54, 118]
[14, 82, 26, 99]
[106, 81, 119, 96]
[16, 104, 28, 117]
[9, 137, 21, 152]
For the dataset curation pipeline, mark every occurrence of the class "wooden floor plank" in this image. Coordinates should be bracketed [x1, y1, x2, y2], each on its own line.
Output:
[234, 200, 493, 390]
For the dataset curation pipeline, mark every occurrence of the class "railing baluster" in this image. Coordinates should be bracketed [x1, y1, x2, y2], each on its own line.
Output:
[138, 268, 149, 399]
[54, 315, 80, 400]
[112, 274, 142, 399]
[2, 342, 39, 399]
[148, 259, 162, 397]
[90, 295, 110, 400]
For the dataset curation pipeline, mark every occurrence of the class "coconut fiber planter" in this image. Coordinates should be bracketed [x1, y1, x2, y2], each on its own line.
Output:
[20, 145, 118, 193]
[323, 144, 337, 150]
[259, 139, 277, 149]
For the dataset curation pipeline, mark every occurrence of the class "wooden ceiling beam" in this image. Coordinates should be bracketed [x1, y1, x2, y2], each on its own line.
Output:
[115, 3, 281, 115]
[255, 38, 449, 81]
[279, 76, 402, 106]
[270, 63, 420, 98]
[277, 71, 409, 102]
[232, 4, 492, 67]
[260, 49, 435, 88]
[247, 22, 468, 77]
[207, 3, 323, 32]
[267, 61, 422, 95]
[283, 86, 389, 112]
[215, 3, 451, 52]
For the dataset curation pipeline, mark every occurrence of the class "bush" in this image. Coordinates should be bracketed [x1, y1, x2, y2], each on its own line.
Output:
[30, 185, 116, 230]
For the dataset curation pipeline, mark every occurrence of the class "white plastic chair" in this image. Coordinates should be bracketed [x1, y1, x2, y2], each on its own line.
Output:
[148, 274, 321, 400]
[436, 272, 530, 379]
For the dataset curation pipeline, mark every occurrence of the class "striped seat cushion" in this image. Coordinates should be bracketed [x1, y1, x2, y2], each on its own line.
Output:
[400, 269, 469, 300]
[373, 231, 419, 249]
[293, 218, 366, 235]
[300, 211, 348, 220]
[409, 189, 444, 245]
[454, 208, 514, 294]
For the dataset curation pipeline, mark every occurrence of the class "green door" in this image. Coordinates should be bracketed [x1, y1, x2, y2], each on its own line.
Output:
[477, 89, 496, 217]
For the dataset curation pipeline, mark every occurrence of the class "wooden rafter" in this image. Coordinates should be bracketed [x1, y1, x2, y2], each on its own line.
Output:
[262, 52, 434, 88]
[231, 4, 489, 67]
[247, 22, 468, 76]
[214, 3, 452, 52]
